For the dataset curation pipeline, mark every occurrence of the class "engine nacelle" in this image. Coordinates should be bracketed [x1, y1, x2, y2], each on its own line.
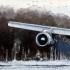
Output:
[36, 32, 52, 47]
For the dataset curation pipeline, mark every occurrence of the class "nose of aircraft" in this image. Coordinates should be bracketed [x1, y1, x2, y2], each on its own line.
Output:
[55, 40, 70, 57]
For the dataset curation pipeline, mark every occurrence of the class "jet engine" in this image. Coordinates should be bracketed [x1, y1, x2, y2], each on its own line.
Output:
[36, 32, 52, 47]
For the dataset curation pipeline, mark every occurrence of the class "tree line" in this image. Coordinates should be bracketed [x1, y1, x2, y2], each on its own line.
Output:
[0, 6, 70, 61]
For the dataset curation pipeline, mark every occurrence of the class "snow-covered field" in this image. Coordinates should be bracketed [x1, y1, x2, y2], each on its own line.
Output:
[0, 60, 70, 70]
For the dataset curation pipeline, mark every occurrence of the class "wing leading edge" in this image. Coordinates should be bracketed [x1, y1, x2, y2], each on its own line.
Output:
[8, 21, 70, 36]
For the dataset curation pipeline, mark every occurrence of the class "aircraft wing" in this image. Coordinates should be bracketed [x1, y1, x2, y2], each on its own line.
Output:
[8, 21, 70, 36]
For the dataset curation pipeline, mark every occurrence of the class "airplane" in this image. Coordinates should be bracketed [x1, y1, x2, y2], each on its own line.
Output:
[8, 21, 70, 56]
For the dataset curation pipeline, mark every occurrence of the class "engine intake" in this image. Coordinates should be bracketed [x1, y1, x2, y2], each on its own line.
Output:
[36, 32, 52, 47]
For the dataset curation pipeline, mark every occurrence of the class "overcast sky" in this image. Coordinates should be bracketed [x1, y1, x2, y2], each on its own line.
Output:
[0, 0, 70, 17]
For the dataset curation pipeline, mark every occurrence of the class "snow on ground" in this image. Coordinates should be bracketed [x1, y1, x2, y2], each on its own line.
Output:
[0, 60, 70, 70]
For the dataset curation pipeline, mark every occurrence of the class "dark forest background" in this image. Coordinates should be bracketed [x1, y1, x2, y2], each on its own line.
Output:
[0, 6, 70, 61]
